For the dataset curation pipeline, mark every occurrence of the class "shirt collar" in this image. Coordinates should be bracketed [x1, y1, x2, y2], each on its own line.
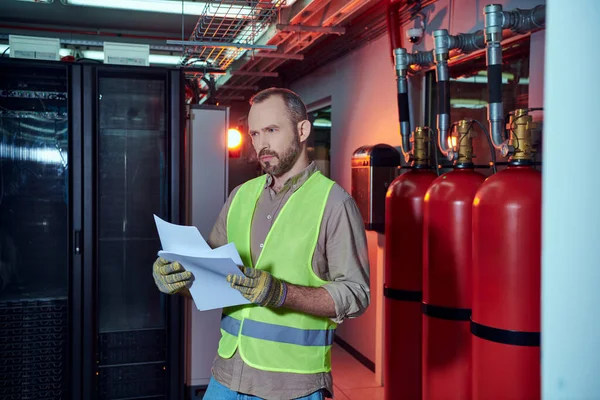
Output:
[264, 161, 318, 194]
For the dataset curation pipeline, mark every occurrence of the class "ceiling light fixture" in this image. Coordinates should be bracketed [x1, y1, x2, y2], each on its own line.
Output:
[16, 0, 55, 3]
[0, 44, 71, 57]
[78, 50, 205, 66]
[61, 0, 256, 18]
[0, 45, 204, 66]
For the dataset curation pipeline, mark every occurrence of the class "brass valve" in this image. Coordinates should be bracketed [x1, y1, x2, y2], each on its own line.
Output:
[446, 120, 474, 163]
[412, 126, 431, 167]
[455, 120, 474, 164]
[503, 109, 536, 161]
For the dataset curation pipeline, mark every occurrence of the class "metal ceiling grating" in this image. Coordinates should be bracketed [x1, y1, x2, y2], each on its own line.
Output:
[181, 1, 283, 70]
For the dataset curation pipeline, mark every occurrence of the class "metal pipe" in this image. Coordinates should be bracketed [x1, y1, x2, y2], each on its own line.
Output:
[448, 30, 486, 53]
[394, 47, 413, 161]
[387, 0, 404, 64]
[502, 4, 546, 33]
[484, 4, 506, 151]
[425, 3, 546, 161]
[433, 29, 452, 158]
[484, 3, 546, 152]
[433, 28, 488, 159]
[410, 50, 435, 67]
[393, 47, 435, 162]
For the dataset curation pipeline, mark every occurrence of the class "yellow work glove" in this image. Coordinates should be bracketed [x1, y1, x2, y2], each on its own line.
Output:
[152, 257, 193, 294]
[226, 267, 287, 308]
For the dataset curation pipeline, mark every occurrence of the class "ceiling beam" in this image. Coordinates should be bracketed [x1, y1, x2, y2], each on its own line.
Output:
[276, 24, 346, 35]
[225, 0, 376, 90]
[230, 0, 374, 81]
[215, 0, 377, 95]
[245, 52, 304, 60]
[230, 70, 279, 77]
[218, 84, 259, 91]
[216, 95, 246, 101]
[166, 40, 277, 51]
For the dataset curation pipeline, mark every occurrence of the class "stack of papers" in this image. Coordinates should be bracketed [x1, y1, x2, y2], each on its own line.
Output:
[153, 215, 250, 311]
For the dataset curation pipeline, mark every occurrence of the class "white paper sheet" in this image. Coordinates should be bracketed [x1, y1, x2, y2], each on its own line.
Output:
[153, 215, 250, 311]
[154, 214, 211, 256]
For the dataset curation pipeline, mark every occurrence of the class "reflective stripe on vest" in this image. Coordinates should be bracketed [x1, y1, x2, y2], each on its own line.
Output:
[221, 315, 335, 347]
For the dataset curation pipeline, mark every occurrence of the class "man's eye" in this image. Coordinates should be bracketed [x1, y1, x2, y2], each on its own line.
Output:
[267, 128, 275, 133]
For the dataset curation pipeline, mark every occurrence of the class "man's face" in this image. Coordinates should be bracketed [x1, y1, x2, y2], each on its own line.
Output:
[248, 95, 301, 177]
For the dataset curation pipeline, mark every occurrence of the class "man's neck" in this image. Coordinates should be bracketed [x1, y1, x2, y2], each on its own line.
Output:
[271, 154, 310, 193]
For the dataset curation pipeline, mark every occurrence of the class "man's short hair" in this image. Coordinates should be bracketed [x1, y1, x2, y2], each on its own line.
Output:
[250, 87, 308, 128]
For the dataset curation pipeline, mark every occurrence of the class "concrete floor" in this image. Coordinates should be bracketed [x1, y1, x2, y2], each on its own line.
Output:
[330, 343, 384, 400]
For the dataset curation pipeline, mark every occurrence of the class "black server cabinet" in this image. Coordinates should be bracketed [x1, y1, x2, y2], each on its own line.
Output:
[0, 59, 184, 400]
[0, 60, 74, 400]
[81, 64, 184, 400]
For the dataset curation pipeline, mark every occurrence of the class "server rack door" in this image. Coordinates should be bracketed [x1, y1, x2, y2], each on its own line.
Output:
[0, 60, 74, 400]
[82, 65, 183, 400]
[167, 69, 184, 400]
[70, 63, 84, 400]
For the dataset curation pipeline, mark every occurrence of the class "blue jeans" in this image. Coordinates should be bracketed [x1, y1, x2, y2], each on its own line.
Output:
[203, 376, 325, 400]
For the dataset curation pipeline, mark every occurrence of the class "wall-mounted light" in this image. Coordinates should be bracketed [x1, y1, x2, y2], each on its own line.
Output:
[228, 128, 242, 158]
[228, 128, 242, 149]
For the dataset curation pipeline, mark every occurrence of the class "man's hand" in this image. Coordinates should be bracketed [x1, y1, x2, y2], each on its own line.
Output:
[152, 257, 193, 294]
[226, 267, 287, 307]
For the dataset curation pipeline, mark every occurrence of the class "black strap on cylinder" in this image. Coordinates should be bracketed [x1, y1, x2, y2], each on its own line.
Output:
[384, 287, 422, 302]
[422, 303, 471, 321]
[471, 320, 540, 347]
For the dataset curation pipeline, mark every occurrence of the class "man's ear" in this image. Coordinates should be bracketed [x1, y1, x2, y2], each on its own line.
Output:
[297, 120, 311, 143]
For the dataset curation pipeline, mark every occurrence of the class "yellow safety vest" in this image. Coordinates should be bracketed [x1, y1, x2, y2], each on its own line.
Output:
[218, 171, 337, 374]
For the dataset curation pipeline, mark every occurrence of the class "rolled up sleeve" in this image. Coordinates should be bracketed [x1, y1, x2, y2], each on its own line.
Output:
[207, 186, 241, 249]
[321, 196, 370, 324]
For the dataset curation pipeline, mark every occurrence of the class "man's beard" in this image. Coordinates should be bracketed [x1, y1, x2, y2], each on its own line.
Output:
[259, 134, 301, 177]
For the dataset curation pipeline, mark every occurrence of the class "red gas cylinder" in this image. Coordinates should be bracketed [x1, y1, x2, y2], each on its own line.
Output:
[471, 165, 542, 400]
[422, 168, 485, 400]
[384, 167, 437, 400]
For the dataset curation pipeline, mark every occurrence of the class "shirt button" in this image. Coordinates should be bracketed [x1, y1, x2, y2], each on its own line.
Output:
[260, 243, 264, 248]
[267, 215, 272, 220]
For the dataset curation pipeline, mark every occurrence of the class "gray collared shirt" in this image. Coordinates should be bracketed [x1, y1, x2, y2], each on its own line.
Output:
[207, 162, 370, 400]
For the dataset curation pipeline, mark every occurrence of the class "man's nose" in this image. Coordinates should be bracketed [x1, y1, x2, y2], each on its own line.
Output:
[255, 134, 269, 152]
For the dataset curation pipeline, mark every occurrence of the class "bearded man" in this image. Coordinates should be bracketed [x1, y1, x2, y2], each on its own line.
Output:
[153, 87, 370, 400]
